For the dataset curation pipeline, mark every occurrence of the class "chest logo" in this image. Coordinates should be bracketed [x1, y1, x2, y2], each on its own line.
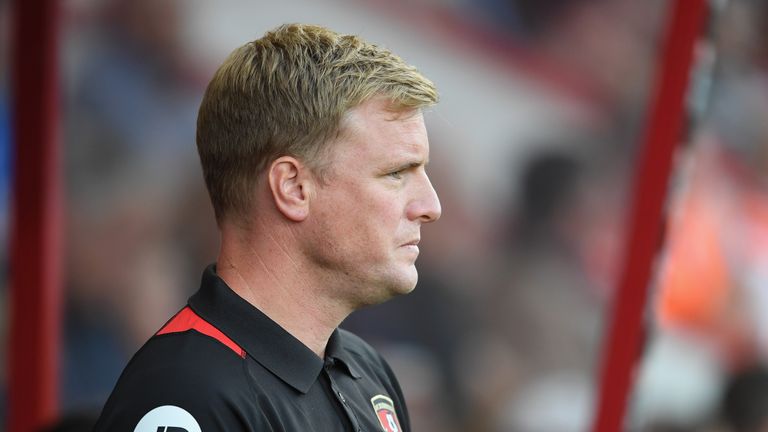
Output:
[133, 405, 202, 432]
[370, 394, 402, 432]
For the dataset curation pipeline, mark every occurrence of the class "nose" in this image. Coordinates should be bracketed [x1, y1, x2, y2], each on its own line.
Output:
[407, 172, 441, 223]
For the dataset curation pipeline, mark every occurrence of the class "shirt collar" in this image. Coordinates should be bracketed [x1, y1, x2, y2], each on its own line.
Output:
[326, 329, 363, 379]
[189, 265, 342, 394]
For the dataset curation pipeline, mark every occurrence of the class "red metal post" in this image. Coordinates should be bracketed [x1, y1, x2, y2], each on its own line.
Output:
[591, 1, 707, 431]
[7, 0, 63, 430]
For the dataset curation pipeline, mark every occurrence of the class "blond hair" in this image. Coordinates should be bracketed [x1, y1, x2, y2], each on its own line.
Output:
[196, 23, 438, 223]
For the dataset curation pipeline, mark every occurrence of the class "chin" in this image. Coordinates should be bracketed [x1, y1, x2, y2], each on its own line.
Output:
[387, 268, 419, 296]
[358, 269, 418, 307]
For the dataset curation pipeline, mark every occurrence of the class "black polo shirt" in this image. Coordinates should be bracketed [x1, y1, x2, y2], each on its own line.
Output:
[94, 266, 410, 432]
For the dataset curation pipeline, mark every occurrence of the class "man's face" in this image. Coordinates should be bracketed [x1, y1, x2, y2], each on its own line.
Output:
[303, 97, 441, 307]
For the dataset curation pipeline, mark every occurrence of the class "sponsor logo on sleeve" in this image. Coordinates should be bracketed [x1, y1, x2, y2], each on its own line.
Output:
[370, 394, 402, 432]
[134, 405, 202, 432]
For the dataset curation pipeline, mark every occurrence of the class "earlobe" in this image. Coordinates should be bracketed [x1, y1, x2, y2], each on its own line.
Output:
[268, 156, 311, 222]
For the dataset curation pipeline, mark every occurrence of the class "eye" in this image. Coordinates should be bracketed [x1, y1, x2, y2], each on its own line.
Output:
[387, 169, 405, 180]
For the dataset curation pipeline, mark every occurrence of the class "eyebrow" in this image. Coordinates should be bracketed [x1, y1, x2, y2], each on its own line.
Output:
[389, 159, 428, 172]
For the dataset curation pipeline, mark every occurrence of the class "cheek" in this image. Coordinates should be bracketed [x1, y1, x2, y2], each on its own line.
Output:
[339, 203, 401, 257]
[322, 182, 405, 248]
[365, 193, 404, 224]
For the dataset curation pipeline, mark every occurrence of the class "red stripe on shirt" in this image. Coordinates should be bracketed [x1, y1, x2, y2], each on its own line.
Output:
[157, 306, 246, 358]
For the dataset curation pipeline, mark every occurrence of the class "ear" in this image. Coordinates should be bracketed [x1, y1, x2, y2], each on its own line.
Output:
[267, 156, 313, 222]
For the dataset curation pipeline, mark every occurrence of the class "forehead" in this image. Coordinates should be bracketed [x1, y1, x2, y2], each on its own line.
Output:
[334, 98, 429, 160]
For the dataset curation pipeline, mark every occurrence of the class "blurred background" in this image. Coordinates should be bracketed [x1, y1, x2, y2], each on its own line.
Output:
[4, 0, 768, 431]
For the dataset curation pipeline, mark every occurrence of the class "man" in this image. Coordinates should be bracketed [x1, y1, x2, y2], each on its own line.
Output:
[94, 23, 441, 431]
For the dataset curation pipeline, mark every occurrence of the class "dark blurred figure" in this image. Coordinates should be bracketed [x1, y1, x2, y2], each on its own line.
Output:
[722, 366, 768, 432]
[514, 151, 582, 249]
[65, 0, 201, 192]
[61, 0, 205, 414]
[462, 144, 620, 432]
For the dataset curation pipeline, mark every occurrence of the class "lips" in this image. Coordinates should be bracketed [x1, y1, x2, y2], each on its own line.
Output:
[400, 239, 420, 258]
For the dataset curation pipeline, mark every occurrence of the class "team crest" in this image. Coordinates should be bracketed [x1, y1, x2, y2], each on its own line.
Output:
[370, 394, 402, 432]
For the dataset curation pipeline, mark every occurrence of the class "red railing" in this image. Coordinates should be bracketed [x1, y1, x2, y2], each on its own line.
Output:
[592, 1, 708, 430]
[8, 0, 63, 430]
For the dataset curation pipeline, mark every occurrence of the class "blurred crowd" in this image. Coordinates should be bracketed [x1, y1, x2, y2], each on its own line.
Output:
[3, 0, 768, 431]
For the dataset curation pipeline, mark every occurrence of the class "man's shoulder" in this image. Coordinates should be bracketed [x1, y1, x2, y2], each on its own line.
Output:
[94, 330, 255, 432]
[109, 328, 251, 400]
[118, 307, 248, 385]
[139, 325, 246, 368]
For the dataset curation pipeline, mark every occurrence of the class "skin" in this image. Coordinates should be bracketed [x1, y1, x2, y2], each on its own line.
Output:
[217, 97, 441, 357]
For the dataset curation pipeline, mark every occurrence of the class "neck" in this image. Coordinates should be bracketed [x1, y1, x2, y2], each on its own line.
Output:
[216, 224, 350, 358]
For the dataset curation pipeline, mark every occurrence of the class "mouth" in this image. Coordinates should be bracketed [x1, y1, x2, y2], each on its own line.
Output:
[400, 239, 420, 256]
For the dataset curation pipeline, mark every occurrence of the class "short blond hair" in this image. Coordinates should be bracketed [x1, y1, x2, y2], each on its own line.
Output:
[196, 23, 438, 223]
